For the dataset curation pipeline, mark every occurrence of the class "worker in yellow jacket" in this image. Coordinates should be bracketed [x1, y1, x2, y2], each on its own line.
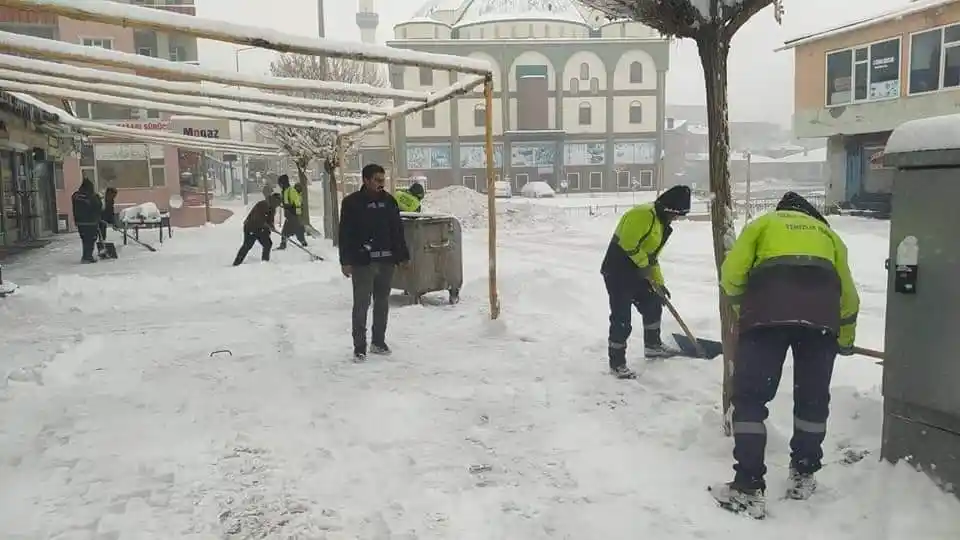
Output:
[600, 185, 691, 379]
[277, 174, 306, 250]
[395, 182, 424, 213]
[709, 191, 859, 520]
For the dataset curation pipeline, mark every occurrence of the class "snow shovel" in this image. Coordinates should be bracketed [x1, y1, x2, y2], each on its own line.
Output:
[650, 284, 719, 359]
[271, 228, 323, 261]
[672, 336, 885, 365]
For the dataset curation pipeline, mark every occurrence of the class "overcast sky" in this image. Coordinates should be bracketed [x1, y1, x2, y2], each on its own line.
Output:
[195, 0, 909, 126]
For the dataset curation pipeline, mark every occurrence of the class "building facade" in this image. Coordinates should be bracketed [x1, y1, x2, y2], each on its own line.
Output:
[0, 0, 201, 225]
[783, 0, 960, 214]
[360, 0, 670, 194]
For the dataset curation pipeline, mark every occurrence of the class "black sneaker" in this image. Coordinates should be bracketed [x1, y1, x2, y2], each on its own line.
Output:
[709, 482, 766, 519]
[353, 352, 367, 363]
[370, 342, 391, 356]
[609, 365, 636, 379]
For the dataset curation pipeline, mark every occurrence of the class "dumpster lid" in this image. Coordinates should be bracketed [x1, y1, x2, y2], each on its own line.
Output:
[884, 113, 960, 168]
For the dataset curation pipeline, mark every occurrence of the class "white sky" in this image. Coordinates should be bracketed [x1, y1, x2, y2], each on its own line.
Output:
[195, 0, 910, 126]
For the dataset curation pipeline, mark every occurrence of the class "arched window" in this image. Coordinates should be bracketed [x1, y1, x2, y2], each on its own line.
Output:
[629, 101, 643, 124]
[579, 62, 590, 80]
[569, 77, 579, 94]
[590, 77, 599, 93]
[630, 61, 643, 84]
[474, 104, 486, 127]
[578, 102, 592, 125]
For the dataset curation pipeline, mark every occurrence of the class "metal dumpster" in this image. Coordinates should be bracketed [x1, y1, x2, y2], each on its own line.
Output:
[392, 212, 463, 304]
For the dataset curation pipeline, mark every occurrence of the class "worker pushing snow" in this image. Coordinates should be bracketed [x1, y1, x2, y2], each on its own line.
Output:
[709, 191, 860, 519]
[600, 185, 691, 379]
[395, 182, 425, 213]
[276, 174, 307, 250]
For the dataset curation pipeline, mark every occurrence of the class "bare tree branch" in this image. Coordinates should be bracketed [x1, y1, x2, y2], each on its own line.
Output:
[722, 0, 775, 40]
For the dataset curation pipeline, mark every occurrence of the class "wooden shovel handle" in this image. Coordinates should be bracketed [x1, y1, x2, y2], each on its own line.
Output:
[654, 286, 706, 358]
[851, 346, 884, 360]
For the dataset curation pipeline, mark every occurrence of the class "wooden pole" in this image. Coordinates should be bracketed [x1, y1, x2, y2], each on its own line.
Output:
[387, 119, 396, 192]
[483, 77, 499, 320]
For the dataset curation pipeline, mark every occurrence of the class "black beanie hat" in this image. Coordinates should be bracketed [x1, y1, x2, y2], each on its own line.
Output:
[655, 185, 692, 215]
[776, 191, 828, 224]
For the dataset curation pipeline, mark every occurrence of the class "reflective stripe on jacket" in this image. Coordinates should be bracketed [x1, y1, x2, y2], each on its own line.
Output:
[720, 209, 860, 347]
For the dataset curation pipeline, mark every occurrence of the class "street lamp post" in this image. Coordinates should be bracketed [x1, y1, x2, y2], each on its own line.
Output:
[235, 45, 256, 205]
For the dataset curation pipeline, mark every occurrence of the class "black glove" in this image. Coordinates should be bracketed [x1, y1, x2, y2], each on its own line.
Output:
[838, 346, 854, 356]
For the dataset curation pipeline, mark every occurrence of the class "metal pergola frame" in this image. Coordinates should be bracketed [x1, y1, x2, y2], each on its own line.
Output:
[0, 0, 501, 319]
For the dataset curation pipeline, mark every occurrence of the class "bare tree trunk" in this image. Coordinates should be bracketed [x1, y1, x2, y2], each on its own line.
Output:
[326, 157, 341, 246]
[698, 34, 739, 436]
[295, 158, 311, 227]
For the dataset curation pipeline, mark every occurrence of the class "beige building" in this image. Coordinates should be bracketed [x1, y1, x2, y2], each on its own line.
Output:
[356, 0, 670, 194]
[781, 0, 960, 215]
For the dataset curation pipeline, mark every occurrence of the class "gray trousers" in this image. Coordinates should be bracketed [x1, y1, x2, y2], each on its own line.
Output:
[351, 261, 394, 353]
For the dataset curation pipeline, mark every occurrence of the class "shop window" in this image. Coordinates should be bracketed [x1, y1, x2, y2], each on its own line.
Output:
[826, 37, 900, 105]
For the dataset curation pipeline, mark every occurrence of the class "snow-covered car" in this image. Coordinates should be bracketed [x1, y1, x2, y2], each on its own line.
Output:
[493, 181, 513, 198]
[520, 181, 555, 198]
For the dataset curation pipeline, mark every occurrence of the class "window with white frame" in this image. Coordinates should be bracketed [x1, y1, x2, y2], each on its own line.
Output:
[629, 101, 643, 124]
[909, 24, 960, 94]
[82, 37, 113, 49]
[569, 77, 579, 94]
[462, 175, 477, 190]
[825, 37, 901, 106]
[579, 62, 589, 80]
[419, 67, 433, 86]
[639, 170, 654, 188]
[474, 104, 485, 127]
[566, 172, 580, 190]
[630, 61, 643, 84]
[617, 170, 630, 188]
[421, 109, 436, 128]
[589, 171, 602, 190]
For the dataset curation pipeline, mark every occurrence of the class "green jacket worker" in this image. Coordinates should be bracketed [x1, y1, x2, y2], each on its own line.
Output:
[709, 191, 859, 519]
[395, 182, 425, 213]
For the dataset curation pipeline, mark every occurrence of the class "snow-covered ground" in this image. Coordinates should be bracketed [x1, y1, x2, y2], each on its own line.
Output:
[1, 200, 958, 539]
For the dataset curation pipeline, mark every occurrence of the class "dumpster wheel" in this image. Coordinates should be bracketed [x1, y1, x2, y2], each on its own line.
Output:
[449, 288, 460, 304]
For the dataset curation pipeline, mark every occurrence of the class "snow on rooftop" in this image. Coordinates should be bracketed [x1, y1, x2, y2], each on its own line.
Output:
[776, 147, 827, 163]
[455, 0, 589, 26]
[884, 113, 960, 155]
[7, 0, 491, 74]
[778, 0, 956, 51]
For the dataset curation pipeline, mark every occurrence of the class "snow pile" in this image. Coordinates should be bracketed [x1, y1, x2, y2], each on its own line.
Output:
[119, 202, 163, 223]
[422, 185, 568, 229]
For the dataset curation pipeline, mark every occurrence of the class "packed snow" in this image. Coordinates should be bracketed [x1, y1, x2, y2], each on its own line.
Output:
[422, 185, 569, 228]
[1, 201, 959, 538]
[884, 112, 960, 155]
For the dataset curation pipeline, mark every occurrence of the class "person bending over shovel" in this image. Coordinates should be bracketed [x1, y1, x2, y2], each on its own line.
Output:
[600, 185, 691, 379]
[709, 191, 859, 519]
[233, 193, 281, 266]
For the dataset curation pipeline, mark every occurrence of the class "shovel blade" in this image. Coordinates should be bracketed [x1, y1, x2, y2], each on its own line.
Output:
[672, 333, 724, 359]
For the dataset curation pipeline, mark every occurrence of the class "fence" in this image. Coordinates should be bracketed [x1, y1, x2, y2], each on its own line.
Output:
[547, 193, 829, 220]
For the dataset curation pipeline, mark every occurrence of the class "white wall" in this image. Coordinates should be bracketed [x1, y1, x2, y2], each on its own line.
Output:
[457, 21, 590, 40]
[612, 96, 656, 133]
[394, 21, 451, 40]
[599, 21, 660, 39]
[402, 64, 450, 92]
[562, 97, 606, 134]
[613, 49, 657, 90]
[457, 97, 503, 137]
[562, 51, 606, 92]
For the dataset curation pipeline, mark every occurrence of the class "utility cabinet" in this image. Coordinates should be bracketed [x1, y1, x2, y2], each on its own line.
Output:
[881, 114, 960, 494]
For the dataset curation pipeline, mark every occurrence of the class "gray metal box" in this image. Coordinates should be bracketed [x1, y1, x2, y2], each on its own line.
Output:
[392, 213, 463, 304]
[881, 117, 960, 493]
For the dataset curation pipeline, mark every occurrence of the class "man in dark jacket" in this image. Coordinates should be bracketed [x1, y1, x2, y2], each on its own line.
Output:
[339, 163, 411, 362]
[233, 193, 281, 266]
[708, 192, 860, 519]
[97, 187, 117, 255]
[72, 178, 102, 263]
[600, 185, 691, 379]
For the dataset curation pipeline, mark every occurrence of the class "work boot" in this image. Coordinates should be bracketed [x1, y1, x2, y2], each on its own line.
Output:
[708, 482, 766, 519]
[610, 365, 636, 379]
[370, 342, 391, 356]
[785, 468, 817, 500]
